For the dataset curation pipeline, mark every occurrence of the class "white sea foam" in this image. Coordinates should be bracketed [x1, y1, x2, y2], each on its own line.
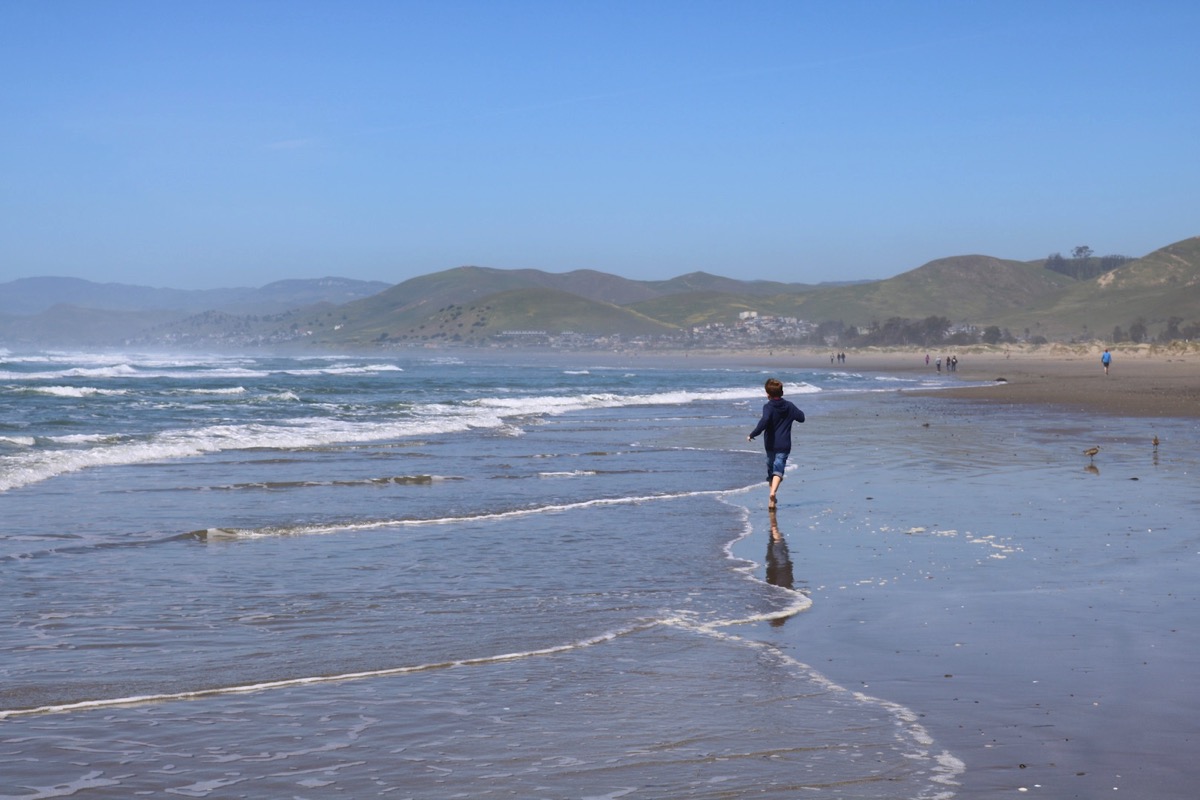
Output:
[27, 385, 128, 397]
[471, 385, 810, 417]
[200, 487, 736, 539]
[276, 364, 403, 376]
[186, 386, 247, 395]
[0, 435, 37, 447]
[0, 361, 401, 382]
[0, 624, 648, 719]
[64, 364, 143, 378]
[0, 407, 494, 493]
[46, 433, 120, 445]
[0, 378, 809, 493]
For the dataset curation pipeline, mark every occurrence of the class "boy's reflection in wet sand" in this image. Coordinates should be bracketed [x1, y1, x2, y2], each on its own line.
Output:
[765, 509, 793, 590]
[765, 509, 802, 626]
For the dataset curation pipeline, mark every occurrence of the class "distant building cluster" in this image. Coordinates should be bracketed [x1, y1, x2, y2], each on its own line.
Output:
[689, 314, 816, 348]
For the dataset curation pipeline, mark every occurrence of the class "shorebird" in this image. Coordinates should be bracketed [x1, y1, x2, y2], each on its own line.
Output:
[1083, 446, 1100, 461]
[1153, 435, 1160, 448]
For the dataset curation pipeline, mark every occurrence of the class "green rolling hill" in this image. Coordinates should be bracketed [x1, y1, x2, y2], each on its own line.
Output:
[297, 286, 678, 347]
[789, 255, 1075, 324]
[5, 236, 1197, 348]
[986, 237, 1200, 340]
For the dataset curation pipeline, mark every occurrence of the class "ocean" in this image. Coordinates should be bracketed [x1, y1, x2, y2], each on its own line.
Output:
[2, 349, 1196, 798]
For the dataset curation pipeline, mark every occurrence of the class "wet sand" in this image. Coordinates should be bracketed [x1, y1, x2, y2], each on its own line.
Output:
[715, 344, 1200, 797]
[548, 345, 1199, 796]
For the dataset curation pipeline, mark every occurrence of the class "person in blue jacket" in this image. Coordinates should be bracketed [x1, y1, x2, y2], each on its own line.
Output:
[1102, 349, 1112, 375]
[747, 378, 806, 510]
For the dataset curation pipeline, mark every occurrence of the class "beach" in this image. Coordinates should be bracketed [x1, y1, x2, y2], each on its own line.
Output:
[737, 342, 1200, 418]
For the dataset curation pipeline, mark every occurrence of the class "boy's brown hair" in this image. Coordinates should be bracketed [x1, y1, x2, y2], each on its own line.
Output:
[764, 378, 783, 398]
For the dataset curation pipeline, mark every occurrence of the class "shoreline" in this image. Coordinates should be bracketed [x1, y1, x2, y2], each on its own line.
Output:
[696, 344, 1200, 419]
[60, 341, 1199, 419]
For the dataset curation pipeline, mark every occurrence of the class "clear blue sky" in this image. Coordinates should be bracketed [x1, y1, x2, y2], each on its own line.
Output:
[2, 1, 1197, 289]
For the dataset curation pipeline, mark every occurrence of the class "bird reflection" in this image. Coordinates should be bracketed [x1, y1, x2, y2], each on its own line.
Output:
[1084, 463, 1100, 476]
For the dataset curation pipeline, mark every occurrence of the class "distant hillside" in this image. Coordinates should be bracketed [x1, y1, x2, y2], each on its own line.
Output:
[1001, 237, 1200, 339]
[644, 271, 815, 297]
[283, 285, 678, 347]
[282, 267, 793, 346]
[5, 235, 1198, 349]
[0, 276, 391, 316]
[233, 277, 393, 313]
[787, 255, 1076, 325]
[1097, 236, 1200, 291]
[0, 304, 185, 346]
[629, 291, 801, 327]
[482, 288, 676, 335]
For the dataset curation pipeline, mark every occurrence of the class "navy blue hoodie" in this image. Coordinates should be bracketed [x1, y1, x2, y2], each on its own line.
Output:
[749, 397, 806, 453]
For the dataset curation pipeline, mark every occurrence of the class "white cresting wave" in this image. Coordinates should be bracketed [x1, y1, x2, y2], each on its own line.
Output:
[0, 410, 493, 493]
[470, 384, 817, 416]
[0, 362, 403, 382]
[0, 386, 793, 493]
[23, 385, 129, 397]
[0, 435, 37, 448]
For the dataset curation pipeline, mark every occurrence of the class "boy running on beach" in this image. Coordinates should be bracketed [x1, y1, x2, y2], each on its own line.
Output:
[747, 378, 806, 510]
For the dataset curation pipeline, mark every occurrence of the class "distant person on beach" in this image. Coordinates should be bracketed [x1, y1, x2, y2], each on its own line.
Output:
[748, 378, 806, 511]
[1102, 349, 1112, 375]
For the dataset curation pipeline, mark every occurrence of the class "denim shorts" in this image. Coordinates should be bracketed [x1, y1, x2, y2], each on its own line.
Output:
[766, 451, 789, 482]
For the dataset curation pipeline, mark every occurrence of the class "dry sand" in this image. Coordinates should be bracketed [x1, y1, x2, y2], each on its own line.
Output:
[733, 342, 1200, 418]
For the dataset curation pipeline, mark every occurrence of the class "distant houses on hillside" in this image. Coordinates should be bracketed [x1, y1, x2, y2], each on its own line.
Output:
[535, 312, 817, 351]
[691, 313, 816, 347]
